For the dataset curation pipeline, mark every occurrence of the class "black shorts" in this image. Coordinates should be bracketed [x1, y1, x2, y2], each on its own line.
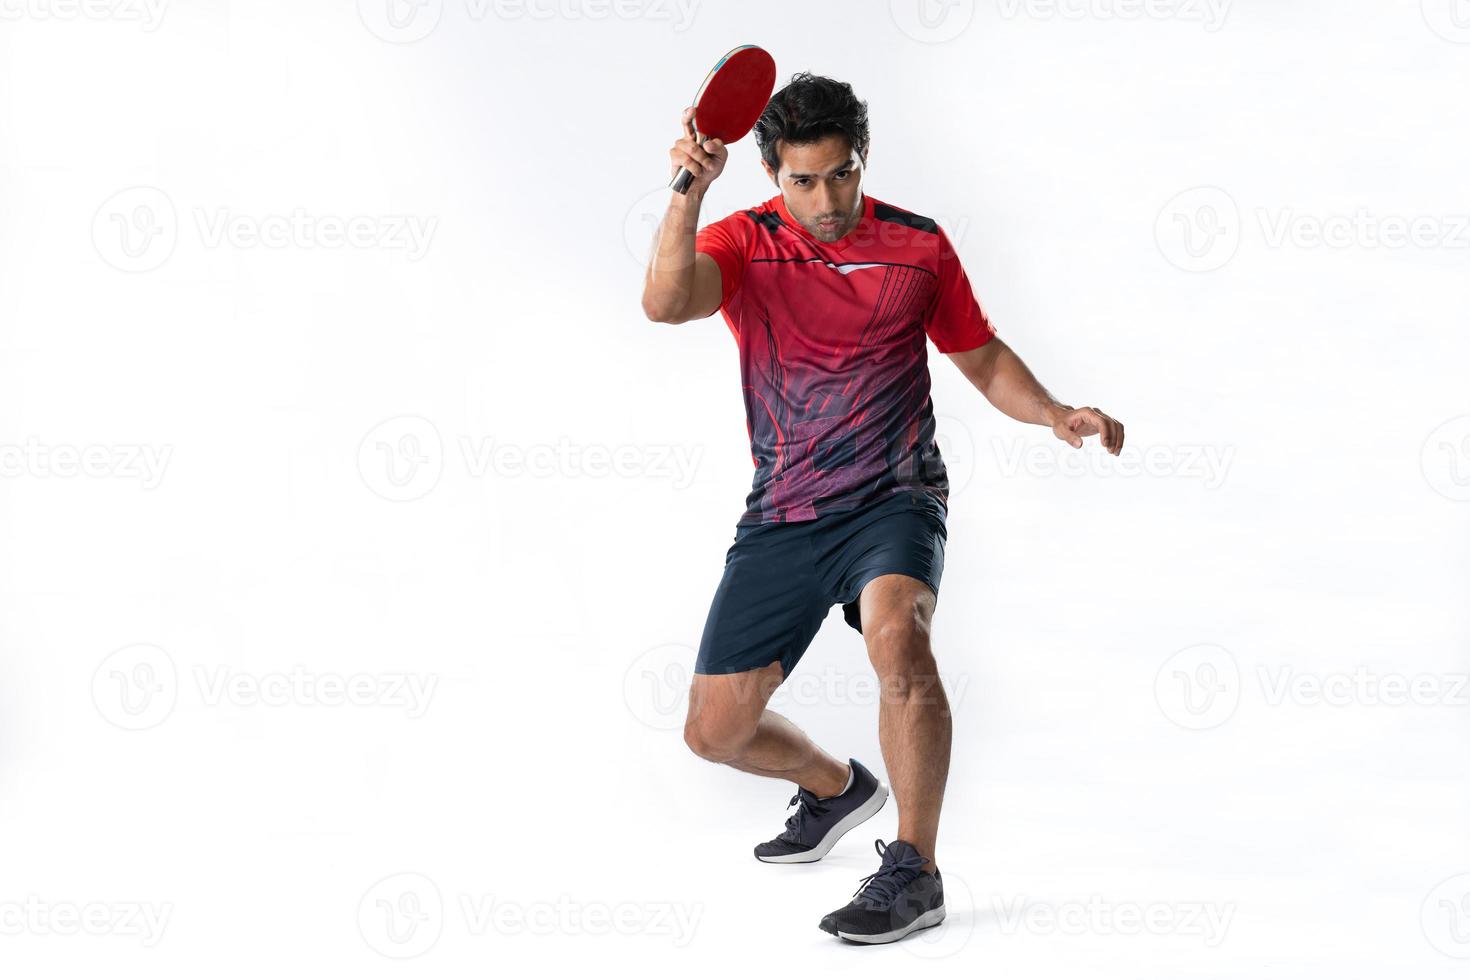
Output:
[693, 489, 948, 678]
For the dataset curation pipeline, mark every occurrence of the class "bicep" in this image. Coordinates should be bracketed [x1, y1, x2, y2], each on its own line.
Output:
[675, 252, 725, 322]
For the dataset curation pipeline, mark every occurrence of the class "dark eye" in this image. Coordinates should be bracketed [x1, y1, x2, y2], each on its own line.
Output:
[795, 178, 810, 187]
[835, 170, 850, 179]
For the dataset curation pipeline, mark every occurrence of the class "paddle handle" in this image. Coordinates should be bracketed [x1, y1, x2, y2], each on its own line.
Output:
[669, 126, 704, 195]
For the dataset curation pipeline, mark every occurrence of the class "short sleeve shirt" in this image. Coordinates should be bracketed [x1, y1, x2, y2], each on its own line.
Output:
[696, 191, 995, 525]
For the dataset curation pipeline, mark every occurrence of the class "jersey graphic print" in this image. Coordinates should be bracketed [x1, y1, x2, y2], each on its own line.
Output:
[695, 192, 994, 525]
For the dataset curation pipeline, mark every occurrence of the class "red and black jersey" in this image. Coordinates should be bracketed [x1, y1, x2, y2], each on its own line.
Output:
[695, 191, 995, 525]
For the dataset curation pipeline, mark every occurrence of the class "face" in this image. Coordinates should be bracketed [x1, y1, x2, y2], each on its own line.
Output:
[762, 134, 866, 243]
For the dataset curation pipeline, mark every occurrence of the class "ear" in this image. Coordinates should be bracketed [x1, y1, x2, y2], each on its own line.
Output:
[761, 158, 778, 186]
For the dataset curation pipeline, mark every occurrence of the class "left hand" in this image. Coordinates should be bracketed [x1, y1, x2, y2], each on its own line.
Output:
[1052, 405, 1124, 455]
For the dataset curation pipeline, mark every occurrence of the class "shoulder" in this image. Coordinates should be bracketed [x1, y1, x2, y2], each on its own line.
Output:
[868, 196, 941, 237]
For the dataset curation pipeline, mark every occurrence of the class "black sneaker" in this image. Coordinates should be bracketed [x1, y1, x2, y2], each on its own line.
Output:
[818, 838, 946, 944]
[752, 758, 888, 864]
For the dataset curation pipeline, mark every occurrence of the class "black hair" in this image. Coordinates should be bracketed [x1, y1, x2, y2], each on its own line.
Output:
[753, 72, 870, 175]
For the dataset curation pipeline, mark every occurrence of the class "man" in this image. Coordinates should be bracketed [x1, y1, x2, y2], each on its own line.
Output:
[641, 72, 1123, 944]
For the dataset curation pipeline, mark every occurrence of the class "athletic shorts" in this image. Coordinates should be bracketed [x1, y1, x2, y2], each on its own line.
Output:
[693, 488, 948, 678]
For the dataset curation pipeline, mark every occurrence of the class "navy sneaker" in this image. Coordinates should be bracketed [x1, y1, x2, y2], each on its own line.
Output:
[753, 758, 888, 864]
[818, 838, 946, 944]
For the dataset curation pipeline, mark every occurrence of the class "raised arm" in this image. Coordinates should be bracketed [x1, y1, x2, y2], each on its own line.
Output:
[947, 337, 1125, 454]
[642, 107, 728, 324]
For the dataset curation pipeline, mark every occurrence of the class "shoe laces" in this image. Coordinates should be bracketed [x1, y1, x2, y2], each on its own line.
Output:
[852, 839, 929, 910]
[779, 788, 830, 843]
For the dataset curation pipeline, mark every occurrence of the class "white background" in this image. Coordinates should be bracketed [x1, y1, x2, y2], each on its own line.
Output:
[2, 0, 1468, 975]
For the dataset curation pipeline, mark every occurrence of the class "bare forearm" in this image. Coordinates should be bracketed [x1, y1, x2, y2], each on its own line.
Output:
[975, 341, 1070, 427]
[641, 190, 703, 320]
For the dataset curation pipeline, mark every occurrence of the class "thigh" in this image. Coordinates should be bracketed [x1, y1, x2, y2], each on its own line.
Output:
[693, 521, 832, 680]
[810, 490, 947, 635]
[686, 659, 785, 741]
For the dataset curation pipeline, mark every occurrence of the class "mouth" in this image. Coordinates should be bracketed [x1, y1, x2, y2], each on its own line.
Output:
[817, 219, 840, 232]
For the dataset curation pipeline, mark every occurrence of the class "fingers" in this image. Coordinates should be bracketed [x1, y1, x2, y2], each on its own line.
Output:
[1057, 407, 1124, 454]
[668, 112, 727, 187]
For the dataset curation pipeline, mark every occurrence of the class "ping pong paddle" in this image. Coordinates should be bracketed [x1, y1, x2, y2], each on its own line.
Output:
[669, 45, 776, 195]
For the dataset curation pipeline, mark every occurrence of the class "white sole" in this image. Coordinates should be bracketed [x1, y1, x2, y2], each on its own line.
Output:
[837, 905, 946, 944]
[755, 781, 889, 864]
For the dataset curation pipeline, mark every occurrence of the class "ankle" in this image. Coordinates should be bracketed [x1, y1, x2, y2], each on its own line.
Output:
[810, 762, 852, 800]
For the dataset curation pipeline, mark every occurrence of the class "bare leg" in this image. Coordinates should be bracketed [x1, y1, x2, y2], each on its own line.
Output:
[685, 660, 850, 798]
[857, 573, 950, 873]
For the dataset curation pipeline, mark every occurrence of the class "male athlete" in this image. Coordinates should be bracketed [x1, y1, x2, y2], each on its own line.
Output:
[641, 73, 1123, 944]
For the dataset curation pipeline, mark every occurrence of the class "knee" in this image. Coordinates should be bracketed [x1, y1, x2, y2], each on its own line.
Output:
[683, 715, 753, 764]
[866, 607, 933, 670]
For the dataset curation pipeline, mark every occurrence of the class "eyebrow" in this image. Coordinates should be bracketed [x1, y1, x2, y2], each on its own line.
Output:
[787, 159, 856, 180]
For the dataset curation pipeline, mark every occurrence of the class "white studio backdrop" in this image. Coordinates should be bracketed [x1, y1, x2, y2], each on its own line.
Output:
[1, 0, 1468, 976]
